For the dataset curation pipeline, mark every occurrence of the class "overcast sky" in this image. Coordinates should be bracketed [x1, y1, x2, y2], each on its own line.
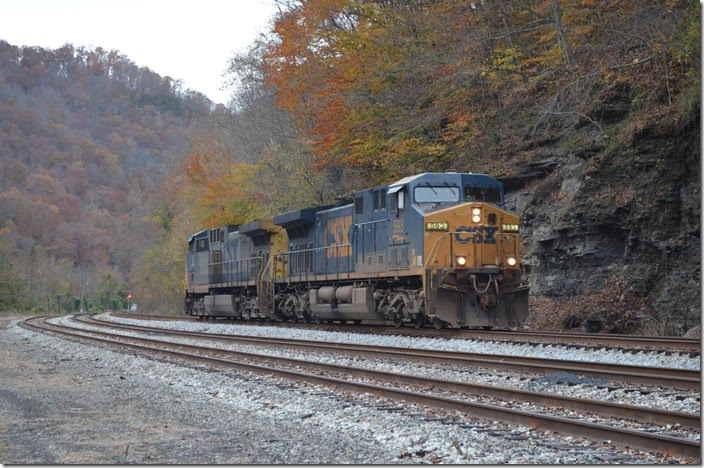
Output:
[0, 0, 280, 105]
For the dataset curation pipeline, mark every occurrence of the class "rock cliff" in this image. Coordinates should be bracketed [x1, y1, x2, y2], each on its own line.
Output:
[503, 101, 700, 335]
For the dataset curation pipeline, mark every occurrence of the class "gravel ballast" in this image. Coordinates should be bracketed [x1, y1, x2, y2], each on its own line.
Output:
[56, 316, 701, 415]
[102, 315, 700, 370]
[1, 318, 697, 463]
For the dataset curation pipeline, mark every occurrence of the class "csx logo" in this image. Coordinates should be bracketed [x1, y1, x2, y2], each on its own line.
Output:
[454, 226, 498, 244]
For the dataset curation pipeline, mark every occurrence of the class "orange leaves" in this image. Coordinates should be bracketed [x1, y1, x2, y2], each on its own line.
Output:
[264, 1, 458, 173]
[183, 144, 259, 228]
[260, 0, 699, 181]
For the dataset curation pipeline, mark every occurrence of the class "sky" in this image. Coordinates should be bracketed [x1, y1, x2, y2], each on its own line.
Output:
[0, 0, 280, 105]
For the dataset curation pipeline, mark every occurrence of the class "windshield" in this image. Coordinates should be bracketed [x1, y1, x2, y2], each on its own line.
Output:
[414, 186, 460, 203]
[464, 186, 502, 203]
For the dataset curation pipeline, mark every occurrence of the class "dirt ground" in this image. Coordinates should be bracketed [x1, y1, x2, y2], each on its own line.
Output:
[0, 319, 399, 464]
[0, 319, 235, 463]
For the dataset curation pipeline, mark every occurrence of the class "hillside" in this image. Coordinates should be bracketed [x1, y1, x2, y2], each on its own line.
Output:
[0, 1, 699, 335]
[203, 0, 700, 334]
[0, 41, 212, 312]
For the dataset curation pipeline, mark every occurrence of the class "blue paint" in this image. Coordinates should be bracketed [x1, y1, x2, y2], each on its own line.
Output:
[455, 226, 498, 244]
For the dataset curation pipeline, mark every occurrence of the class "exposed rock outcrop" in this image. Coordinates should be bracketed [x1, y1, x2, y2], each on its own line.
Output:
[504, 99, 700, 335]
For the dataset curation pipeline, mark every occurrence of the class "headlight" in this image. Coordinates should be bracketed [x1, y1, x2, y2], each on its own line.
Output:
[471, 215, 481, 223]
[506, 257, 517, 266]
[472, 208, 481, 216]
[456, 256, 467, 266]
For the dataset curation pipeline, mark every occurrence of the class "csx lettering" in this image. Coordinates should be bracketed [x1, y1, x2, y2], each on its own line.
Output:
[454, 226, 498, 244]
[454, 226, 473, 244]
[484, 227, 498, 243]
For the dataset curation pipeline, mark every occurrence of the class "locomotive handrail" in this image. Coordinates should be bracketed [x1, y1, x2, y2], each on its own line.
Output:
[274, 243, 353, 283]
[424, 231, 521, 269]
[255, 255, 276, 314]
[257, 255, 274, 283]
[354, 218, 390, 227]
[257, 243, 354, 314]
[424, 231, 479, 268]
[208, 256, 263, 287]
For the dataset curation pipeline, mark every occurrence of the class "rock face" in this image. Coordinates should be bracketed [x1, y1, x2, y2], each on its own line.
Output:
[502, 102, 700, 335]
[683, 326, 700, 339]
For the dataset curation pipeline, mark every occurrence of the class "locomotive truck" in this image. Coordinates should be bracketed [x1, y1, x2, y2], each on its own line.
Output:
[185, 172, 529, 329]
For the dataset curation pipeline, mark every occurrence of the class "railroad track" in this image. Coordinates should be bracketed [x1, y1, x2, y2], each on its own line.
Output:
[20, 315, 701, 460]
[97, 315, 700, 390]
[110, 312, 701, 353]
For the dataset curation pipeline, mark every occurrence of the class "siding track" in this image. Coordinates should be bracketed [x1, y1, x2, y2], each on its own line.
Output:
[99, 315, 699, 390]
[111, 312, 701, 353]
[20, 315, 701, 460]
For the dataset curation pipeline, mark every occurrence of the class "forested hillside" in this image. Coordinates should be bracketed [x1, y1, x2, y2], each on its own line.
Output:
[1, 0, 699, 335]
[0, 41, 212, 312]
[166, 0, 698, 334]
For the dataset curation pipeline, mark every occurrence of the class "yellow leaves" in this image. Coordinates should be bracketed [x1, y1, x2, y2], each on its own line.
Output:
[260, 0, 699, 181]
[441, 116, 478, 147]
[481, 46, 529, 89]
[184, 149, 259, 228]
[601, 65, 626, 84]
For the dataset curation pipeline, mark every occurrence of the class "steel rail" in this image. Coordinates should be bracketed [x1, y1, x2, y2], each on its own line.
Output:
[93, 315, 700, 390]
[67, 316, 702, 429]
[110, 312, 700, 352]
[21, 317, 701, 460]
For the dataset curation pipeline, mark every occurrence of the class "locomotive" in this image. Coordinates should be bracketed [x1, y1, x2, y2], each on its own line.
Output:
[185, 172, 528, 328]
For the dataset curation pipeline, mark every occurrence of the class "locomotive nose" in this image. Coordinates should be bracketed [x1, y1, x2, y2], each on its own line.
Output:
[423, 202, 520, 270]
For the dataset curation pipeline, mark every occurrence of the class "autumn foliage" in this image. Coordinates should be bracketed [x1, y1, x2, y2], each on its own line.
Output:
[184, 140, 259, 228]
[263, 0, 699, 181]
[0, 0, 699, 323]
[0, 41, 211, 312]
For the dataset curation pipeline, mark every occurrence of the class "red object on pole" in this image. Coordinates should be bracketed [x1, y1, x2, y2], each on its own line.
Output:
[128, 293, 132, 299]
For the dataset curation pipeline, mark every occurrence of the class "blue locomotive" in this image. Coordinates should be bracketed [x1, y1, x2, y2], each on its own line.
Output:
[185, 172, 528, 328]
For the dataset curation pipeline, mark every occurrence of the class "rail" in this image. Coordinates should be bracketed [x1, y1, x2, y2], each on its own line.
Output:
[23, 316, 702, 460]
[81, 315, 700, 428]
[108, 312, 701, 353]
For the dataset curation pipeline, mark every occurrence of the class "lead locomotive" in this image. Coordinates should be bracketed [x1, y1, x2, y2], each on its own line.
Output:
[185, 172, 528, 328]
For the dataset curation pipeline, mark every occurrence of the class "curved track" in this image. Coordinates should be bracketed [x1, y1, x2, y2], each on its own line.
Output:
[111, 312, 701, 353]
[101, 315, 699, 390]
[21, 315, 700, 460]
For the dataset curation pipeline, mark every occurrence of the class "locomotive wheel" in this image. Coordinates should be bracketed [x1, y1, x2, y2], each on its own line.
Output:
[432, 317, 445, 330]
[413, 315, 425, 328]
[393, 316, 403, 328]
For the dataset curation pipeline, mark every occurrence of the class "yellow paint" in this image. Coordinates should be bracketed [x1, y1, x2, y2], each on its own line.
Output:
[252, 217, 289, 280]
[423, 202, 521, 270]
[391, 217, 406, 243]
[266, 224, 289, 279]
[324, 214, 352, 258]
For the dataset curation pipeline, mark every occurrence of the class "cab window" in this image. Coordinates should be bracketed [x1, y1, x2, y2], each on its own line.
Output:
[414, 186, 460, 203]
[464, 186, 501, 203]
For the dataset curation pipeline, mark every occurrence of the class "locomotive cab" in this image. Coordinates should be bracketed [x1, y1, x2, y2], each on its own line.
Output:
[387, 173, 528, 329]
